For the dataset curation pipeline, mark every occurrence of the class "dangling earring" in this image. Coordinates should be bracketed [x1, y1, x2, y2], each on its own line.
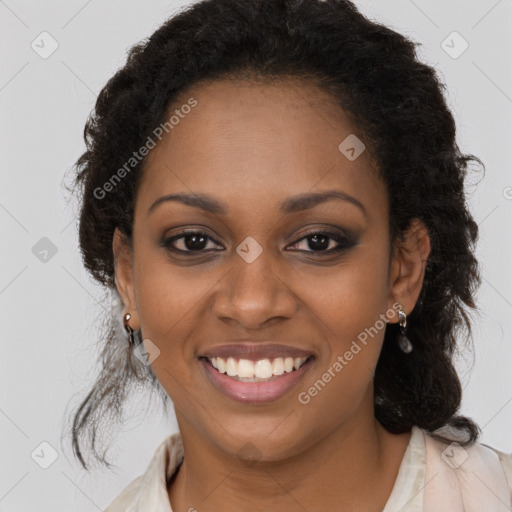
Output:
[397, 308, 413, 353]
[123, 312, 136, 347]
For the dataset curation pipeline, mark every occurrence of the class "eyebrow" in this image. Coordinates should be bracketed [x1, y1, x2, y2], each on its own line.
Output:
[146, 189, 367, 217]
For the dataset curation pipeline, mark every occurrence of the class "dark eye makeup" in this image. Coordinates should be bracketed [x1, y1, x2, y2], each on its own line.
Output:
[160, 228, 358, 256]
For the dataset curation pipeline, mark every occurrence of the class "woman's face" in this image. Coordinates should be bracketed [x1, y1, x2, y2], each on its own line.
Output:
[114, 77, 427, 461]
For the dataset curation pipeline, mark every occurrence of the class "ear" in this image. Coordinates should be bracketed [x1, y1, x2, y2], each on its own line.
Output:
[387, 218, 431, 322]
[112, 227, 140, 329]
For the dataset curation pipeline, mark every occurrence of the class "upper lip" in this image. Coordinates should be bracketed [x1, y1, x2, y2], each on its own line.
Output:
[199, 343, 314, 361]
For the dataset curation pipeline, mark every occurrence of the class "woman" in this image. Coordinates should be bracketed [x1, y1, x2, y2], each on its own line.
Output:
[67, 0, 512, 510]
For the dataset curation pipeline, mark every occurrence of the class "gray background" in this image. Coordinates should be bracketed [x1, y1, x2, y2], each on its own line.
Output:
[1, 0, 511, 510]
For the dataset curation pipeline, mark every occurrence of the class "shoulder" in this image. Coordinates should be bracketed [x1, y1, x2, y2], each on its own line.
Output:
[421, 427, 512, 512]
[103, 475, 144, 512]
[102, 432, 184, 512]
[495, 446, 512, 491]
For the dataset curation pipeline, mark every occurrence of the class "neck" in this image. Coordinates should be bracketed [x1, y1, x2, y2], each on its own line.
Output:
[168, 394, 411, 512]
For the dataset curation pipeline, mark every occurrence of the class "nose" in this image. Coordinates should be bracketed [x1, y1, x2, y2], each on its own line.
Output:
[212, 250, 298, 330]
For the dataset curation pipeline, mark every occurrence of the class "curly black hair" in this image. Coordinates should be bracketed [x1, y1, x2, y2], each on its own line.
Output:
[64, 0, 484, 470]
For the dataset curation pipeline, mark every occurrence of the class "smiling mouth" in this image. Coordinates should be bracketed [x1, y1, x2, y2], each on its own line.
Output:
[199, 355, 313, 382]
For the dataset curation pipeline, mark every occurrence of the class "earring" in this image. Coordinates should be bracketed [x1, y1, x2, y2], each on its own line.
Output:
[123, 312, 136, 347]
[397, 308, 413, 353]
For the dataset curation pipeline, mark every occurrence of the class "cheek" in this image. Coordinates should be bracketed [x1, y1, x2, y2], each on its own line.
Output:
[303, 245, 390, 335]
[133, 263, 210, 405]
[301, 243, 390, 391]
[133, 252, 220, 356]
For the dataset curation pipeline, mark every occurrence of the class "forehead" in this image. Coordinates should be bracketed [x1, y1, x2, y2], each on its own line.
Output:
[137, 77, 386, 219]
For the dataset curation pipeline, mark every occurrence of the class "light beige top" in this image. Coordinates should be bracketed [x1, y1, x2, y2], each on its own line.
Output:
[104, 426, 512, 511]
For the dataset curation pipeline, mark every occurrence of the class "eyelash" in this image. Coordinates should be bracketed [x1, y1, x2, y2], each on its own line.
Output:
[161, 229, 356, 255]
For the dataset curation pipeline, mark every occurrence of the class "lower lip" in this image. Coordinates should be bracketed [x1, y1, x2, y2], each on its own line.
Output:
[199, 357, 314, 404]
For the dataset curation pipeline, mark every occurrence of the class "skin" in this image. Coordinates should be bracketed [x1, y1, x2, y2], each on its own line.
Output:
[113, 77, 431, 512]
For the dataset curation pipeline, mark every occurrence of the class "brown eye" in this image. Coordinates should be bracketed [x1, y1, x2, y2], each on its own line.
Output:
[287, 231, 357, 253]
[162, 230, 223, 253]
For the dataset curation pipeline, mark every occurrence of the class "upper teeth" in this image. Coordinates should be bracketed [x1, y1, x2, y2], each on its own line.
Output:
[208, 356, 308, 378]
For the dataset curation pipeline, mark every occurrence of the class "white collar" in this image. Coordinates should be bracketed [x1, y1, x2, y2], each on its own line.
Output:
[117, 426, 426, 511]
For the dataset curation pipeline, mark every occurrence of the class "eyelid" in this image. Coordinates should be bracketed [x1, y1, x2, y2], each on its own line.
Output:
[162, 227, 356, 255]
[162, 229, 223, 252]
[286, 229, 355, 252]
[291, 225, 352, 242]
